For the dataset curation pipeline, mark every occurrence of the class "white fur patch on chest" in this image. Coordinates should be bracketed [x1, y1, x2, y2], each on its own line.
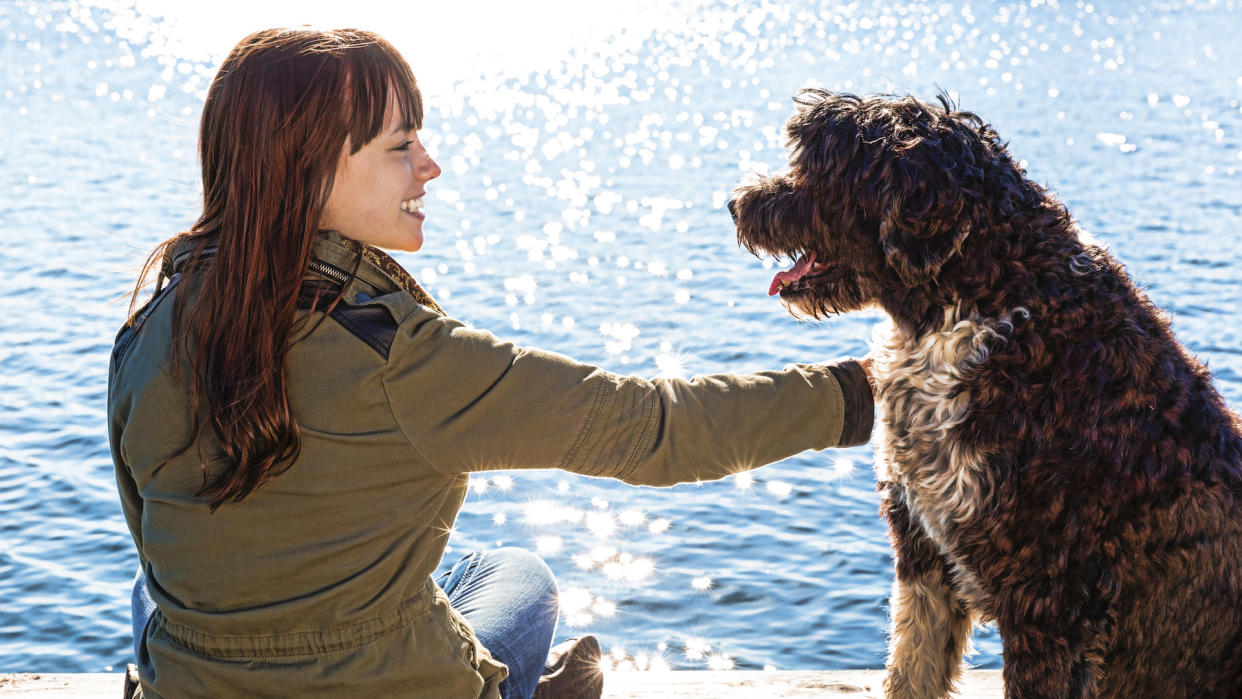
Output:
[872, 306, 1026, 611]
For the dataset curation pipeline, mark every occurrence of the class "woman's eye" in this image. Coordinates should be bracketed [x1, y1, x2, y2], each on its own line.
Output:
[393, 140, 413, 152]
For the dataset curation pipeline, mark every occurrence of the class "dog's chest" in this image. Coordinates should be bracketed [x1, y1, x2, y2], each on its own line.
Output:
[871, 311, 1017, 612]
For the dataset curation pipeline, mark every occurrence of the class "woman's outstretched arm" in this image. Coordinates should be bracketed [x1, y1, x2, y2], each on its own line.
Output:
[383, 304, 872, 486]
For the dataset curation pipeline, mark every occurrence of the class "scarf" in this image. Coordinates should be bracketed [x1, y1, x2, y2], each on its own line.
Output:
[339, 237, 445, 316]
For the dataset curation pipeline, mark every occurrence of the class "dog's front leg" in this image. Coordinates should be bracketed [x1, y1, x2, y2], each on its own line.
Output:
[881, 483, 972, 699]
[997, 601, 1110, 699]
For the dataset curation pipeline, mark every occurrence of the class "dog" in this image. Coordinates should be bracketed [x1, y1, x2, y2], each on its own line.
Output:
[730, 90, 1242, 698]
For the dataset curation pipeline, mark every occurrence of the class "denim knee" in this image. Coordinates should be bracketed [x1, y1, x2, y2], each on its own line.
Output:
[130, 568, 156, 661]
[482, 548, 558, 596]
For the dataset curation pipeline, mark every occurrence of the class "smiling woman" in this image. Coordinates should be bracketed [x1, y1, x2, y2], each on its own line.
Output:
[320, 100, 440, 252]
[108, 25, 874, 699]
[129, 27, 427, 513]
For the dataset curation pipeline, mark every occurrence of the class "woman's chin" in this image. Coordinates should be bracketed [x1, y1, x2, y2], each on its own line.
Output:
[396, 222, 424, 252]
[344, 228, 423, 253]
[392, 236, 423, 253]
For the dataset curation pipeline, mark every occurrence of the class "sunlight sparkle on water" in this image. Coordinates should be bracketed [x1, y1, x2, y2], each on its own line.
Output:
[558, 585, 618, 627]
[590, 545, 617, 564]
[535, 535, 563, 555]
[732, 471, 755, 490]
[523, 500, 583, 526]
[831, 456, 856, 480]
[599, 321, 640, 355]
[683, 638, 711, 661]
[593, 598, 618, 618]
[618, 508, 646, 527]
[654, 342, 690, 378]
[107, 0, 713, 105]
[585, 510, 617, 539]
[765, 480, 794, 497]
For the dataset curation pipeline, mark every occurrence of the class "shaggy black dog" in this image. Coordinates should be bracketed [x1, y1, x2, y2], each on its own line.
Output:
[731, 90, 1242, 698]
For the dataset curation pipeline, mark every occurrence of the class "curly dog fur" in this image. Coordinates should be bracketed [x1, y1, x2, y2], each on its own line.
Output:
[731, 90, 1242, 698]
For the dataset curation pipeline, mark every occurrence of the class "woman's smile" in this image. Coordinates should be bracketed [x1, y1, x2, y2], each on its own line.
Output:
[400, 195, 425, 218]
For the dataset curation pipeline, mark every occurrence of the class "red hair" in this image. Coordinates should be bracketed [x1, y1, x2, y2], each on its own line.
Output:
[129, 27, 423, 510]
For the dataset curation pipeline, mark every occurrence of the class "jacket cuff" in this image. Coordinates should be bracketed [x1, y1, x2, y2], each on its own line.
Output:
[827, 360, 874, 447]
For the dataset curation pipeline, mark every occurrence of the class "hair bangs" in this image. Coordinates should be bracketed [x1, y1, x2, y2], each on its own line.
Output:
[343, 38, 423, 154]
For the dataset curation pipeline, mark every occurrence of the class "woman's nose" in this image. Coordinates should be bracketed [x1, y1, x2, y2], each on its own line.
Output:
[419, 154, 441, 181]
[410, 140, 441, 181]
[416, 153, 440, 181]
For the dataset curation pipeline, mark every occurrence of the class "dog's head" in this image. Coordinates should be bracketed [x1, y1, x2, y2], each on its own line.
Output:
[731, 90, 1034, 320]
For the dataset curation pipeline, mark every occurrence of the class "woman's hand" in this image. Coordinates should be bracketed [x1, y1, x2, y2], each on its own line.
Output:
[858, 355, 876, 394]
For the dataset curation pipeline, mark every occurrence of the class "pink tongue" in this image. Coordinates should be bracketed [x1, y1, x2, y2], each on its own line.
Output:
[768, 251, 817, 296]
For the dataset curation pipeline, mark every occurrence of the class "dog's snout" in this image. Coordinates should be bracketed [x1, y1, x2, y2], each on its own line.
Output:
[727, 196, 738, 223]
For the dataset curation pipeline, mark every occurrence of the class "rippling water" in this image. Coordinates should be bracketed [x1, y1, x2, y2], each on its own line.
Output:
[2, 0, 1240, 674]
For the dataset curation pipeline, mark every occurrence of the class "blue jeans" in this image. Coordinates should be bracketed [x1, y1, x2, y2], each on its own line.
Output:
[437, 548, 560, 699]
[131, 547, 559, 699]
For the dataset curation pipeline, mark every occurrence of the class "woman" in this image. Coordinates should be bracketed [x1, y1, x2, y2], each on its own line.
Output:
[109, 27, 874, 699]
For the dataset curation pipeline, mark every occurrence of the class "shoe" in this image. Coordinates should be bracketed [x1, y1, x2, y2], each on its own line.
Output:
[532, 635, 604, 699]
[122, 664, 140, 698]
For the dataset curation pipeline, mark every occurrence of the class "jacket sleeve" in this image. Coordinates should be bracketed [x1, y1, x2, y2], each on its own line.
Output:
[383, 306, 873, 487]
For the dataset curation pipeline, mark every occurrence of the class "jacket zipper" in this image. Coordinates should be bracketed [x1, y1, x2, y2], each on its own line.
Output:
[308, 259, 352, 286]
[177, 247, 353, 287]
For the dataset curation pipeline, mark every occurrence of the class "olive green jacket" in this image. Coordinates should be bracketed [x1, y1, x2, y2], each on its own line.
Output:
[108, 230, 873, 698]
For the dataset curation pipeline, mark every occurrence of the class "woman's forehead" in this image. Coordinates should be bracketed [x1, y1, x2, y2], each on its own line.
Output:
[383, 90, 419, 133]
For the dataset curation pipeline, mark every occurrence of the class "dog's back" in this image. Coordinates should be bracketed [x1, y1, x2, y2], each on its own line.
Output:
[1009, 245, 1242, 695]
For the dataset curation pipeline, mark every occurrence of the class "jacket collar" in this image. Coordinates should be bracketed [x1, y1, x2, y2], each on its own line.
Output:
[164, 230, 443, 314]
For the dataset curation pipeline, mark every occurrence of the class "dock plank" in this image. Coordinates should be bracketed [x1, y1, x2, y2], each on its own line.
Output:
[0, 673, 120, 697]
[605, 670, 1003, 697]
[0, 670, 1005, 697]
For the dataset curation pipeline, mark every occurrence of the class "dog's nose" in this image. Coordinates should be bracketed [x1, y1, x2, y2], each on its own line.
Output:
[726, 196, 738, 223]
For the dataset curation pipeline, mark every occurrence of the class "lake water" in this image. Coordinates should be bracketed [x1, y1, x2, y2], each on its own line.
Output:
[2, 0, 1239, 675]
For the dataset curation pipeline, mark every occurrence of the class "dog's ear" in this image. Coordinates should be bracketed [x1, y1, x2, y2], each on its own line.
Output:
[875, 108, 982, 287]
[877, 162, 972, 287]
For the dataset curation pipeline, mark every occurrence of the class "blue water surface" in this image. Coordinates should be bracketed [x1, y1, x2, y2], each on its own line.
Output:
[1, 0, 1240, 674]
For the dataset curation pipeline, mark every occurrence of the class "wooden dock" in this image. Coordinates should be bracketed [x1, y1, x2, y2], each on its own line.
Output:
[1, 670, 1005, 697]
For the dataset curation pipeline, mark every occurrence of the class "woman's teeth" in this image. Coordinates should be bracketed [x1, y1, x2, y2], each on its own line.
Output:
[400, 197, 423, 213]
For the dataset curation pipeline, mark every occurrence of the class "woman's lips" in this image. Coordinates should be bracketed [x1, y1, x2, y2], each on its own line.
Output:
[400, 195, 424, 218]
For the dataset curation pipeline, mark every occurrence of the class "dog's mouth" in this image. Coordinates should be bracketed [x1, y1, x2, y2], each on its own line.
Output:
[768, 251, 833, 296]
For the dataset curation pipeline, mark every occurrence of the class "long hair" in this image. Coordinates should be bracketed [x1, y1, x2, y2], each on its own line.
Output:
[127, 28, 424, 510]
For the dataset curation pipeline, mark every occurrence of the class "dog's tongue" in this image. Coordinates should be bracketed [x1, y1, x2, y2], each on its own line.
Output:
[768, 251, 817, 296]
